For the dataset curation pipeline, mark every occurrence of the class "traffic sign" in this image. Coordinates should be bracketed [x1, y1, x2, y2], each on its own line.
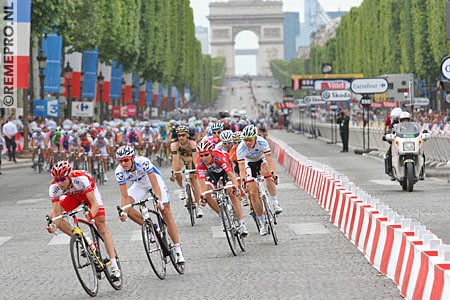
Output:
[412, 97, 430, 106]
[440, 56, 450, 80]
[351, 78, 389, 94]
[360, 98, 372, 106]
[321, 90, 352, 102]
[304, 95, 325, 105]
[446, 94, 450, 104]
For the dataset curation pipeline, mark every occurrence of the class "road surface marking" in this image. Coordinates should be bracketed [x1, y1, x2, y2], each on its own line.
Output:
[0, 236, 12, 246]
[290, 223, 330, 235]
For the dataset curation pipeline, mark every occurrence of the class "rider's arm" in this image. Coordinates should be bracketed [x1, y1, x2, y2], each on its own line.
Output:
[238, 160, 246, 184]
[118, 184, 130, 207]
[85, 190, 99, 219]
[170, 142, 179, 172]
[190, 141, 199, 161]
[147, 172, 162, 203]
[226, 170, 240, 190]
[264, 152, 277, 178]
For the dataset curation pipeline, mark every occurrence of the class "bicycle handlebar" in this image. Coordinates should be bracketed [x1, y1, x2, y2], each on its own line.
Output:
[116, 189, 159, 217]
[201, 184, 235, 196]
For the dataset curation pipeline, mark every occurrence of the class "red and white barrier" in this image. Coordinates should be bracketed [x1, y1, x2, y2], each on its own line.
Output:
[268, 136, 450, 300]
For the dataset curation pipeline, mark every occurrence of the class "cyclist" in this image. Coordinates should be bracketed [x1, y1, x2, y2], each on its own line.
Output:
[237, 124, 282, 236]
[79, 130, 94, 174]
[114, 145, 185, 264]
[202, 122, 223, 147]
[140, 122, 154, 159]
[195, 140, 248, 236]
[59, 131, 73, 161]
[92, 131, 110, 182]
[46, 161, 121, 279]
[170, 125, 203, 217]
[31, 127, 46, 170]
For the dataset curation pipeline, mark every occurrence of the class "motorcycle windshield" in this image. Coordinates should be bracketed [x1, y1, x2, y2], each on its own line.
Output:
[395, 122, 421, 138]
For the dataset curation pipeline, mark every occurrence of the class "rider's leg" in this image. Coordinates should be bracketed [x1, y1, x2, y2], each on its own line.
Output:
[94, 214, 118, 268]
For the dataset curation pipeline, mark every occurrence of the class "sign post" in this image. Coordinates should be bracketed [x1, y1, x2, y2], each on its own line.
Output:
[351, 78, 388, 154]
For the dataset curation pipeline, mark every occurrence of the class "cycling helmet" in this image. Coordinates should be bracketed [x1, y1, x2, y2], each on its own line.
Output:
[210, 122, 223, 131]
[176, 125, 188, 134]
[399, 111, 411, 122]
[116, 145, 135, 159]
[63, 130, 70, 137]
[51, 161, 72, 178]
[98, 131, 105, 138]
[390, 107, 402, 120]
[72, 124, 79, 131]
[197, 139, 214, 153]
[220, 130, 233, 143]
[232, 131, 242, 142]
[34, 127, 42, 133]
[241, 124, 258, 139]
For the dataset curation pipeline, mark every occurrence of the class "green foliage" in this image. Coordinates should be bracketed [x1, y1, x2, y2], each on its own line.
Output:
[271, 0, 447, 87]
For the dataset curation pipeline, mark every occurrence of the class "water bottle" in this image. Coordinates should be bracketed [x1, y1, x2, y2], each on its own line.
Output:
[85, 235, 98, 252]
[153, 223, 161, 237]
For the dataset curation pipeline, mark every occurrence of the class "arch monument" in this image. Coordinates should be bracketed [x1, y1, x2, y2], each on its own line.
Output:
[208, 0, 284, 76]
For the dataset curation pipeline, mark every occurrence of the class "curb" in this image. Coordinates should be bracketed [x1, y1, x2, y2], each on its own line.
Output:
[0, 159, 32, 171]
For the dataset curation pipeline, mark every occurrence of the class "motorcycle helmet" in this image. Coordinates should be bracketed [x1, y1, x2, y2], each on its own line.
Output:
[390, 107, 402, 120]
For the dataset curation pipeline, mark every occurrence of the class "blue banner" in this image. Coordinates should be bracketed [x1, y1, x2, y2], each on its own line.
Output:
[43, 33, 62, 94]
[33, 99, 60, 117]
[110, 61, 122, 100]
[16, 0, 31, 22]
[146, 82, 153, 106]
[81, 49, 98, 99]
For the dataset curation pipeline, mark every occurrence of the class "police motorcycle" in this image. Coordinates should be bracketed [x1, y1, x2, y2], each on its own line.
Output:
[384, 112, 430, 192]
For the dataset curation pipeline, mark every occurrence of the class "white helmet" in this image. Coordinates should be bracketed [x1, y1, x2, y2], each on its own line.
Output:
[219, 130, 233, 143]
[399, 111, 411, 121]
[390, 108, 402, 120]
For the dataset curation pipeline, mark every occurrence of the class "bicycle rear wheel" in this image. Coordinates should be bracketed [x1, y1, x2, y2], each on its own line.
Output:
[186, 183, 195, 226]
[220, 199, 238, 256]
[93, 229, 123, 290]
[70, 234, 99, 297]
[230, 208, 246, 252]
[142, 221, 166, 280]
[262, 195, 278, 245]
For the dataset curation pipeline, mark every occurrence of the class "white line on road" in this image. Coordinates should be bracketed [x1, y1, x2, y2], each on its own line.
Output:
[16, 198, 47, 205]
[211, 226, 226, 238]
[289, 223, 330, 235]
[48, 234, 70, 245]
[369, 179, 400, 186]
[131, 230, 142, 241]
[0, 236, 12, 246]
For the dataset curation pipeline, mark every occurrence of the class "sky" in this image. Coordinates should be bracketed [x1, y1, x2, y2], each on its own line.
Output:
[190, 0, 364, 27]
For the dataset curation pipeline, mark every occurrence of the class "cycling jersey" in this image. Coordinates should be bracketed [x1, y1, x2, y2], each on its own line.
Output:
[60, 136, 73, 151]
[236, 136, 271, 163]
[195, 150, 232, 179]
[114, 156, 170, 205]
[49, 170, 105, 216]
[31, 132, 45, 148]
[80, 136, 93, 152]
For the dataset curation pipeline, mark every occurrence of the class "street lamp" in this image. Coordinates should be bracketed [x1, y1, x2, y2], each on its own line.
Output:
[64, 62, 73, 118]
[121, 78, 126, 107]
[97, 71, 105, 123]
[132, 83, 137, 119]
[36, 48, 47, 99]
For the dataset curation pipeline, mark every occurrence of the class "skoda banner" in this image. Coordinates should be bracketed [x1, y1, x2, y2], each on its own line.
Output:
[33, 99, 60, 117]
[72, 101, 94, 117]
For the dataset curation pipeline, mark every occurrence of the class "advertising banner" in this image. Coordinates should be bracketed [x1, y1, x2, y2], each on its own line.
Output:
[72, 101, 94, 117]
[33, 99, 60, 117]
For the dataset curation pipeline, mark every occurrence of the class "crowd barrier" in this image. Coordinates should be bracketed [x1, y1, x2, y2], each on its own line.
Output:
[291, 121, 450, 165]
[269, 136, 450, 300]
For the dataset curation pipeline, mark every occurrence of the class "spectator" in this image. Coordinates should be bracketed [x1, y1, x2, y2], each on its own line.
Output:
[0, 133, 5, 174]
[2, 116, 18, 162]
[337, 109, 350, 152]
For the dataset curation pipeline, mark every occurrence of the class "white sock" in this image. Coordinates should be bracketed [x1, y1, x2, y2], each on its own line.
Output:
[110, 258, 118, 269]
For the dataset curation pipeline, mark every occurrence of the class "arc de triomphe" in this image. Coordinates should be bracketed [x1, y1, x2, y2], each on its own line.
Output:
[208, 0, 284, 76]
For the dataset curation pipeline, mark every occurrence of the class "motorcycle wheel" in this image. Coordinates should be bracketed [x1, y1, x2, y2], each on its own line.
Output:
[405, 162, 414, 192]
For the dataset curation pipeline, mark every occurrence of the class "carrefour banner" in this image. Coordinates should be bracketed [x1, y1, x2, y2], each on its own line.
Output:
[33, 99, 60, 117]
[81, 49, 98, 99]
[43, 33, 62, 94]
[71, 101, 94, 117]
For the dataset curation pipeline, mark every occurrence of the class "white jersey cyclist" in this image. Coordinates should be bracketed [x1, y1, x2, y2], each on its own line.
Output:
[31, 131, 46, 148]
[140, 125, 154, 143]
[114, 155, 170, 207]
[92, 136, 109, 157]
[236, 135, 271, 163]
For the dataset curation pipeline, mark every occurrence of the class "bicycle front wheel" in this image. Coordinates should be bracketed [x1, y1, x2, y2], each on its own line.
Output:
[142, 221, 166, 280]
[186, 183, 195, 226]
[262, 195, 278, 245]
[220, 200, 238, 256]
[70, 234, 99, 297]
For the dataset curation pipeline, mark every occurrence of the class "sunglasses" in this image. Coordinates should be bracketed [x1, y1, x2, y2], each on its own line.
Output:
[243, 138, 254, 142]
[178, 134, 187, 137]
[223, 142, 232, 145]
[118, 157, 132, 163]
[55, 177, 68, 183]
[213, 131, 221, 134]
[199, 153, 210, 158]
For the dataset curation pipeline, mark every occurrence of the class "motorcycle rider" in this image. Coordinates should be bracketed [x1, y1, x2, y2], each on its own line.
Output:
[384, 108, 402, 180]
